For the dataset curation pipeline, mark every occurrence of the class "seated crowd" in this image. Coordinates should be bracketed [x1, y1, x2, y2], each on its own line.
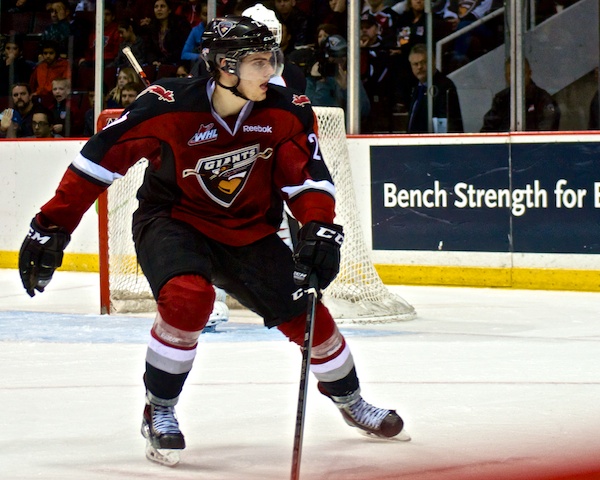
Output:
[0, 0, 592, 138]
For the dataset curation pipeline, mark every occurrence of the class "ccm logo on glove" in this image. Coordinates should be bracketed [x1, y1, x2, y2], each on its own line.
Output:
[315, 226, 344, 246]
[293, 221, 344, 290]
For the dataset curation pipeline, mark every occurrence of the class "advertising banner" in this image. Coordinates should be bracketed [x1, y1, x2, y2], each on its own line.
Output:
[371, 142, 600, 253]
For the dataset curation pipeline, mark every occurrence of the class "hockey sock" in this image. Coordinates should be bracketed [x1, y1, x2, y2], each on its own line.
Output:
[317, 367, 360, 397]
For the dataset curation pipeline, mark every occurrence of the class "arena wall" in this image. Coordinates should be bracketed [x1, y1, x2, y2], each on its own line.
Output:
[1, 133, 599, 291]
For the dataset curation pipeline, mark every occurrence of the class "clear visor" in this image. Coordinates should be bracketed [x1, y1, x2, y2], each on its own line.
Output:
[236, 48, 284, 81]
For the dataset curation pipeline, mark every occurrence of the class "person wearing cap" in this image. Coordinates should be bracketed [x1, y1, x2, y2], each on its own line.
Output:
[360, 14, 396, 132]
[305, 34, 371, 123]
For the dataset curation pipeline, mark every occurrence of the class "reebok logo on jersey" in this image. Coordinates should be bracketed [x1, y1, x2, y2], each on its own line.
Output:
[292, 94, 311, 107]
[139, 84, 175, 102]
[182, 144, 273, 208]
[188, 123, 218, 146]
[242, 125, 273, 133]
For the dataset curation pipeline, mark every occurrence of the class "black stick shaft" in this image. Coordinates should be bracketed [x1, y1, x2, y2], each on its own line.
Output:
[290, 275, 319, 480]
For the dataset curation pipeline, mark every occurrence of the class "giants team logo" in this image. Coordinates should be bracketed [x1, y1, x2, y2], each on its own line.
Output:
[182, 144, 273, 207]
[292, 94, 311, 107]
[138, 85, 175, 102]
[188, 123, 218, 146]
[217, 20, 235, 36]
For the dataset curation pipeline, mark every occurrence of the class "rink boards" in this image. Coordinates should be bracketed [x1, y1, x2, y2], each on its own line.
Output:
[1, 132, 600, 291]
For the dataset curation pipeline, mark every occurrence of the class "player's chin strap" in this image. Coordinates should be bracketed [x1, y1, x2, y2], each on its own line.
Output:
[216, 73, 249, 101]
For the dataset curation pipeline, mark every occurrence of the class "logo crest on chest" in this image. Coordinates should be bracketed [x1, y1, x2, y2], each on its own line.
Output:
[188, 123, 218, 146]
[182, 144, 273, 207]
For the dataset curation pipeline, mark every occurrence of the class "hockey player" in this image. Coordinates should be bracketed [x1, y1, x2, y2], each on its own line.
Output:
[18, 16, 409, 466]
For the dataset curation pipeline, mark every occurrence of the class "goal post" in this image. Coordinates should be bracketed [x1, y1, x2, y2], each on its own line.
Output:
[97, 107, 416, 323]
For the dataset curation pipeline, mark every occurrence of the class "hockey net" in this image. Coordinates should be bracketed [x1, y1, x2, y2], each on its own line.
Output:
[98, 107, 416, 323]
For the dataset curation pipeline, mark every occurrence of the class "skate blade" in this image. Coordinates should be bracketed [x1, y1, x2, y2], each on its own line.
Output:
[359, 428, 411, 442]
[145, 441, 181, 467]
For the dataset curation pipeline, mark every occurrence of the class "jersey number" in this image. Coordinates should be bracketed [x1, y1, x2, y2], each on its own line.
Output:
[308, 133, 322, 161]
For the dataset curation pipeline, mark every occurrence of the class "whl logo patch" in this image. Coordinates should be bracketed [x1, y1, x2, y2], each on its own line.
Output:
[188, 123, 218, 146]
[182, 144, 273, 207]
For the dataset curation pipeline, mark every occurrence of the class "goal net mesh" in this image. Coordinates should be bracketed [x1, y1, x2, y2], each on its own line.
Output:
[104, 106, 416, 323]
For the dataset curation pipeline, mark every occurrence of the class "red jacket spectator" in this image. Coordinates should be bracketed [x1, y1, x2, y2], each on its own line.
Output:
[30, 41, 71, 99]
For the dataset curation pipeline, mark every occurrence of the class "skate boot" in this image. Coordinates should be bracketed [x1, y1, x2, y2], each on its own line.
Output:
[141, 398, 186, 466]
[318, 383, 410, 440]
[203, 287, 229, 333]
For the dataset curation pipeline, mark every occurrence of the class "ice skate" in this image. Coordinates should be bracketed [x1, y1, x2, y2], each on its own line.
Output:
[318, 383, 411, 441]
[203, 288, 229, 333]
[141, 399, 186, 466]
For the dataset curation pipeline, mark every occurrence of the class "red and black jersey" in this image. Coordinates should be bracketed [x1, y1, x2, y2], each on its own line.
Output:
[40, 77, 337, 246]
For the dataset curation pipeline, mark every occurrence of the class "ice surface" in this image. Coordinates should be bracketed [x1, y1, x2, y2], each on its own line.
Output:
[1, 269, 600, 479]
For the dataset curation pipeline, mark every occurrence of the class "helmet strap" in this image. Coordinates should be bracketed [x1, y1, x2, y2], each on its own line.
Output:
[215, 76, 249, 101]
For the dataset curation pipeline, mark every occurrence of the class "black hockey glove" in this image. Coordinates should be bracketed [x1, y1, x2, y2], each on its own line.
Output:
[293, 221, 344, 290]
[19, 217, 71, 297]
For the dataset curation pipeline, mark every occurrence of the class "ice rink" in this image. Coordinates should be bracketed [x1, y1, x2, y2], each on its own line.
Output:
[1, 268, 600, 480]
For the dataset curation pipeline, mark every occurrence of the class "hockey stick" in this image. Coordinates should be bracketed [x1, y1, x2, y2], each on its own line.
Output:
[290, 273, 319, 480]
[122, 46, 151, 87]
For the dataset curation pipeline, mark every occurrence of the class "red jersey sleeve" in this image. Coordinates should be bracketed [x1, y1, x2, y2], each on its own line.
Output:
[274, 124, 336, 226]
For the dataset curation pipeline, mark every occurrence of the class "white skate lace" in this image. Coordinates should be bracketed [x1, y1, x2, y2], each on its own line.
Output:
[347, 398, 389, 429]
[152, 405, 181, 435]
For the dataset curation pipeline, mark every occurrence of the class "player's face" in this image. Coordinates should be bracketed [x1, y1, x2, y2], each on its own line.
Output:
[235, 51, 282, 101]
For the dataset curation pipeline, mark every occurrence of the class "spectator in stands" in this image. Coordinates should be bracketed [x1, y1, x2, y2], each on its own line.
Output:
[74, 0, 94, 12]
[440, 0, 494, 67]
[68, 1, 93, 60]
[79, 5, 121, 67]
[306, 34, 370, 121]
[274, 0, 311, 49]
[107, 67, 143, 108]
[120, 81, 144, 108]
[360, 14, 397, 132]
[175, 0, 204, 28]
[481, 58, 560, 132]
[180, 2, 208, 63]
[83, 83, 109, 137]
[406, 43, 463, 133]
[315, 0, 347, 39]
[48, 77, 84, 136]
[589, 68, 599, 130]
[289, 23, 339, 79]
[113, 18, 148, 68]
[362, 0, 402, 48]
[114, 17, 148, 70]
[1, 35, 35, 97]
[3, 0, 45, 13]
[176, 62, 191, 78]
[29, 104, 62, 138]
[29, 40, 71, 101]
[141, 0, 191, 67]
[41, 0, 72, 57]
[394, 0, 448, 106]
[0, 83, 36, 138]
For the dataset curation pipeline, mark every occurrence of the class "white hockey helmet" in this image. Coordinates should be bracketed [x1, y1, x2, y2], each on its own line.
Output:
[242, 3, 282, 45]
